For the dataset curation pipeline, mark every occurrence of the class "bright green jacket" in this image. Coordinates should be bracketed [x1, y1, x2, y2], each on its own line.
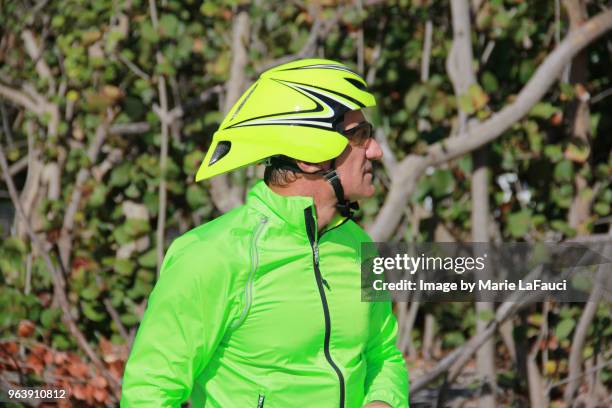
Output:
[121, 181, 408, 407]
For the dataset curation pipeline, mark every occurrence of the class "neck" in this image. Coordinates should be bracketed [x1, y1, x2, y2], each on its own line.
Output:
[268, 176, 337, 231]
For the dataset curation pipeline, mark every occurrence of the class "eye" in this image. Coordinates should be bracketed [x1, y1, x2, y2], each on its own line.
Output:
[342, 122, 373, 146]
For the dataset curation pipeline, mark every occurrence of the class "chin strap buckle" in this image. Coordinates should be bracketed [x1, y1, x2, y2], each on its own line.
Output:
[336, 200, 360, 218]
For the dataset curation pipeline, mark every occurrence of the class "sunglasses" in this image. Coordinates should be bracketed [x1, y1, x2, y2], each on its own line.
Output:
[340, 121, 374, 147]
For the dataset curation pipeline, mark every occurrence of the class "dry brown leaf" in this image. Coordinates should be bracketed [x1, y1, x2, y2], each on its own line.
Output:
[91, 375, 108, 389]
[84, 384, 96, 405]
[1, 341, 19, 354]
[73, 384, 87, 400]
[43, 349, 53, 365]
[108, 360, 125, 381]
[93, 387, 108, 403]
[26, 353, 44, 375]
[31, 344, 47, 359]
[67, 361, 89, 378]
[54, 351, 68, 366]
[18, 320, 36, 337]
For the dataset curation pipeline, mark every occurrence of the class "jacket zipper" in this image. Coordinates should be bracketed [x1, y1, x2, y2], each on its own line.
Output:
[231, 216, 268, 330]
[304, 207, 345, 408]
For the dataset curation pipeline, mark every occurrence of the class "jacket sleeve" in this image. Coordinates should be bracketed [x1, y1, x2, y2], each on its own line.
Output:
[363, 300, 409, 408]
[121, 240, 236, 407]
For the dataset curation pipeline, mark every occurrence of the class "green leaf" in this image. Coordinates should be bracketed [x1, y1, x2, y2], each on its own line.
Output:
[564, 139, 590, 163]
[404, 85, 426, 112]
[82, 301, 106, 322]
[507, 209, 532, 238]
[109, 162, 131, 187]
[468, 84, 489, 110]
[52, 334, 71, 350]
[525, 121, 542, 154]
[571, 273, 592, 293]
[443, 331, 465, 348]
[544, 145, 563, 162]
[458, 93, 475, 114]
[551, 220, 576, 237]
[560, 82, 575, 99]
[204, 111, 223, 126]
[143, 191, 159, 216]
[186, 185, 208, 209]
[81, 285, 100, 300]
[200, 2, 220, 17]
[113, 226, 132, 245]
[481, 71, 499, 93]
[88, 184, 108, 208]
[552, 185, 573, 209]
[401, 129, 418, 144]
[430, 100, 447, 121]
[553, 160, 574, 182]
[160, 14, 181, 38]
[430, 169, 455, 197]
[125, 183, 141, 199]
[478, 308, 495, 322]
[125, 219, 151, 237]
[3, 237, 27, 254]
[41, 308, 61, 328]
[555, 318, 575, 340]
[115, 259, 135, 276]
[140, 21, 159, 43]
[183, 150, 204, 175]
[120, 312, 140, 326]
[594, 202, 610, 216]
[529, 102, 559, 119]
[51, 15, 65, 28]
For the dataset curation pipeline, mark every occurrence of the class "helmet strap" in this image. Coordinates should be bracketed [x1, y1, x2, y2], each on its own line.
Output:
[322, 160, 359, 219]
[266, 156, 359, 219]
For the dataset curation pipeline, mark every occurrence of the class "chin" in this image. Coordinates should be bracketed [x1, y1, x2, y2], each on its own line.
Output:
[350, 185, 375, 200]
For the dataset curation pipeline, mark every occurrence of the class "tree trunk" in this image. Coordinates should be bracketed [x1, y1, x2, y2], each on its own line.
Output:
[448, 1, 496, 405]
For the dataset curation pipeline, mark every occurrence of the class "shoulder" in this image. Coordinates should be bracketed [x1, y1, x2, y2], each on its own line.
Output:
[158, 204, 259, 288]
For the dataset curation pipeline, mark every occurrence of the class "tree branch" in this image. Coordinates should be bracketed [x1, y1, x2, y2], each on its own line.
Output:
[21, 29, 56, 92]
[109, 122, 151, 135]
[564, 230, 612, 403]
[367, 8, 612, 241]
[148, 0, 171, 275]
[58, 113, 114, 271]
[208, 8, 250, 213]
[412, 265, 547, 393]
[446, 1, 497, 405]
[0, 83, 42, 114]
[0, 82, 59, 137]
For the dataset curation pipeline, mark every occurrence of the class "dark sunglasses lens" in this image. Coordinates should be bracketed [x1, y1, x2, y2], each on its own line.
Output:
[351, 123, 372, 146]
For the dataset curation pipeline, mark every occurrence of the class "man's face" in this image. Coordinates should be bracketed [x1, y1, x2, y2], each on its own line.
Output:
[334, 110, 383, 200]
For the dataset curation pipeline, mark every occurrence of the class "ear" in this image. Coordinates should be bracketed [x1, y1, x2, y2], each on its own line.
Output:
[295, 160, 332, 174]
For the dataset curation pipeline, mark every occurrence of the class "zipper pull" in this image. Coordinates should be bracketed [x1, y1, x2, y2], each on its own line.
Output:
[313, 242, 319, 265]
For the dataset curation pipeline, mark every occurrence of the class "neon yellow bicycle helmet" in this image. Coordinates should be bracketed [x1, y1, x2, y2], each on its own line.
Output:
[195, 58, 376, 217]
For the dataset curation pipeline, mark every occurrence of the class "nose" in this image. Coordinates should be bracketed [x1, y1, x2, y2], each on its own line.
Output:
[366, 136, 383, 160]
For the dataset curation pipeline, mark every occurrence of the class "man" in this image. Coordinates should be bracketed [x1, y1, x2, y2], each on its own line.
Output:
[122, 59, 408, 407]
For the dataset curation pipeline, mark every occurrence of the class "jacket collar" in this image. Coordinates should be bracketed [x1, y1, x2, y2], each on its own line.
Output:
[246, 181, 349, 235]
[247, 181, 315, 232]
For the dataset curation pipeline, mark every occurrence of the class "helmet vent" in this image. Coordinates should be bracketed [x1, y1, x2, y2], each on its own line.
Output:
[345, 77, 367, 91]
[209, 141, 232, 165]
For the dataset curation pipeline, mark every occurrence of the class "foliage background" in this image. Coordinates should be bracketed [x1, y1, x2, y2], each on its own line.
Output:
[0, 0, 611, 406]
